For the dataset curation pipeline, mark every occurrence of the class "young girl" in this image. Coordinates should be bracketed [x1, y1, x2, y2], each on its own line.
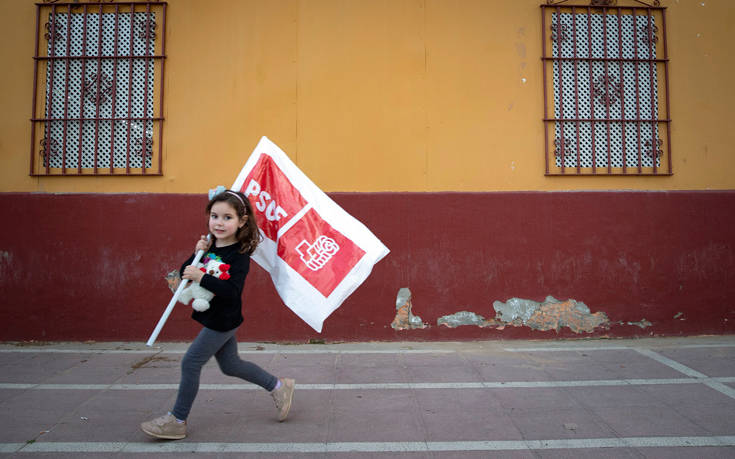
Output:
[141, 189, 295, 440]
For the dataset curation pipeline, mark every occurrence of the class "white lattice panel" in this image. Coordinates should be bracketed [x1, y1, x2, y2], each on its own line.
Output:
[43, 12, 156, 170]
[551, 12, 661, 169]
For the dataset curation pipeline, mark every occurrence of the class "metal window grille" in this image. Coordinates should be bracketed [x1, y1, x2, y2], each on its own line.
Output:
[30, 1, 166, 176]
[541, 1, 671, 175]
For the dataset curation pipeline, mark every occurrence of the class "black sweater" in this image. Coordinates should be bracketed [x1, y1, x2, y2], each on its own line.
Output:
[179, 242, 250, 332]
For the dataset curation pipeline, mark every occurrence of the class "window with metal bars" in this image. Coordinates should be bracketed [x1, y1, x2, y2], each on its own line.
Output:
[541, 0, 671, 175]
[30, 1, 166, 176]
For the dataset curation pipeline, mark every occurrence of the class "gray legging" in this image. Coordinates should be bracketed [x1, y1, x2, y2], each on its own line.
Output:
[172, 326, 278, 420]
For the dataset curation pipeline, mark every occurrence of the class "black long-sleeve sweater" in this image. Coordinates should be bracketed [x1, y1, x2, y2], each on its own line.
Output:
[180, 242, 250, 332]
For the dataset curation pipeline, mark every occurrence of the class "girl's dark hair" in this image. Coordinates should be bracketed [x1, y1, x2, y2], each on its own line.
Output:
[206, 190, 261, 254]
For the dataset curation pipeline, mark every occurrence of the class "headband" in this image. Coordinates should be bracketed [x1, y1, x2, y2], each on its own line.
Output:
[225, 190, 246, 207]
[208, 186, 246, 208]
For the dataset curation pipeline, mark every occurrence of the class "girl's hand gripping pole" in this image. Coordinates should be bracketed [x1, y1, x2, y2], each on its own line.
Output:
[146, 235, 211, 347]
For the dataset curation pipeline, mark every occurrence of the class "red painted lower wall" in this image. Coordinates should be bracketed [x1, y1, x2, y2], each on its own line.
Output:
[1, 191, 733, 342]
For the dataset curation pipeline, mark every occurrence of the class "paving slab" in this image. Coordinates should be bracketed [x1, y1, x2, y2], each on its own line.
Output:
[462, 353, 552, 382]
[586, 403, 711, 437]
[633, 447, 735, 458]
[656, 346, 735, 377]
[0, 336, 734, 457]
[412, 388, 521, 442]
[326, 389, 425, 443]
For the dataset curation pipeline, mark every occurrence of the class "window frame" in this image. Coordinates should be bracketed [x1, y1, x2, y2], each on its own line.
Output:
[30, 0, 167, 176]
[541, 0, 671, 176]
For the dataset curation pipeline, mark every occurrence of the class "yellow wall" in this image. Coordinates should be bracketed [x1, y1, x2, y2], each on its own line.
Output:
[1, 0, 733, 192]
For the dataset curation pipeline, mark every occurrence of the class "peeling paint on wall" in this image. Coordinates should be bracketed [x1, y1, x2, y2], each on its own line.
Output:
[438, 311, 494, 328]
[493, 296, 610, 333]
[493, 297, 542, 324]
[434, 296, 614, 334]
[529, 298, 608, 333]
[391, 288, 427, 330]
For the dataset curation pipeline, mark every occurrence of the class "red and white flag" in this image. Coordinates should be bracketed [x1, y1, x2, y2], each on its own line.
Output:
[231, 137, 389, 332]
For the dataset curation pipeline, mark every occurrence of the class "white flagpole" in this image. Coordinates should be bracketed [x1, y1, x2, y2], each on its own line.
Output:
[146, 235, 211, 347]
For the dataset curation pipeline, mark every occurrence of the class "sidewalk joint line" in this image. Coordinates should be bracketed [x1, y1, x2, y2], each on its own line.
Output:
[632, 348, 710, 378]
[2, 377, 731, 391]
[3, 436, 735, 453]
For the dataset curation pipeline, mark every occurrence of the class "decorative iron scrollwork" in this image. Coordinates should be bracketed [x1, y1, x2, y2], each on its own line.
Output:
[39, 136, 61, 167]
[136, 17, 157, 40]
[639, 24, 659, 46]
[44, 18, 63, 42]
[133, 134, 153, 161]
[633, 0, 661, 6]
[83, 72, 114, 106]
[644, 138, 664, 159]
[593, 75, 622, 107]
[553, 138, 573, 159]
[550, 21, 568, 44]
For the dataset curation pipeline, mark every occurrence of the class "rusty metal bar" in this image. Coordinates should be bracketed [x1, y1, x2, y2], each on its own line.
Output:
[555, 6, 566, 174]
[542, 5, 550, 174]
[586, 6, 596, 173]
[30, 4, 42, 175]
[93, 3, 103, 173]
[61, 4, 74, 174]
[632, 8, 642, 173]
[33, 116, 164, 122]
[544, 117, 668, 122]
[125, 3, 135, 174]
[546, 172, 670, 176]
[157, 1, 167, 175]
[646, 9, 657, 174]
[141, 3, 152, 173]
[35, 54, 165, 60]
[617, 8, 627, 173]
[44, 4, 60, 175]
[541, 56, 665, 63]
[110, 4, 120, 173]
[572, 7, 581, 172]
[662, 7, 671, 174]
[602, 8, 612, 173]
[77, 5, 89, 173]
[35, 1, 158, 4]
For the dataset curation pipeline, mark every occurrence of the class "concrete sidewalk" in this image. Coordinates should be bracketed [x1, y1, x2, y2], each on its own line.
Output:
[1, 336, 734, 458]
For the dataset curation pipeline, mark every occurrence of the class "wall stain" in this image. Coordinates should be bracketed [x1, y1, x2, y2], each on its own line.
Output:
[438, 311, 496, 328]
[622, 318, 653, 329]
[435, 295, 656, 333]
[391, 288, 427, 330]
[0, 251, 15, 282]
[494, 296, 609, 333]
[436, 296, 612, 334]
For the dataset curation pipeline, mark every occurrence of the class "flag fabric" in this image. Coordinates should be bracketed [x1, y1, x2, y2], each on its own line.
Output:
[230, 136, 390, 332]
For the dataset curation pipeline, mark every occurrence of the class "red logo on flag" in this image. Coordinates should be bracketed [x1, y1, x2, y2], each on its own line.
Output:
[278, 208, 366, 297]
[238, 155, 307, 242]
